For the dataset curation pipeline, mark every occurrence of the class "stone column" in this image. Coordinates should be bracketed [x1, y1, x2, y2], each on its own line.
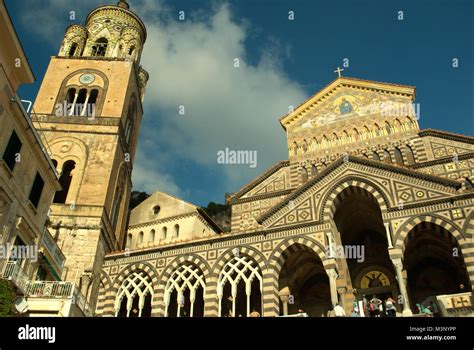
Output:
[278, 286, 290, 316]
[384, 222, 394, 249]
[326, 268, 339, 307]
[337, 287, 347, 308]
[392, 258, 412, 316]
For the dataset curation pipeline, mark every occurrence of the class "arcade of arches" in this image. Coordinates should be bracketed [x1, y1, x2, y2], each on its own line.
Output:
[103, 184, 472, 317]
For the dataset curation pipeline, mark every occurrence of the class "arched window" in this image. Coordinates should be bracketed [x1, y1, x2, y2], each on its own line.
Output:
[115, 271, 153, 317]
[384, 149, 392, 163]
[91, 38, 108, 57]
[149, 229, 155, 243]
[69, 43, 78, 56]
[66, 88, 76, 106]
[364, 126, 371, 139]
[385, 122, 392, 135]
[217, 255, 262, 317]
[129, 46, 135, 56]
[51, 159, 58, 169]
[311, 165, 318, 176]
[394, 147, 404, 165]
[292, 142, 298, 156]
[301, 167, 308, 182]
[173, 224, 180, 238]
[302, 140, 308, 152]
[395, 119, 403, 132]
[76, 88, 87, 104]
[353, 128, 360, 141]
[372, 151, 380, 161]
[343, 130, 350, 143]
[374, 124, 382, 137]
[405, 145, 415, 165]
[88, 89, 99, 106]
[322, 135, 329, 147]
[312, 137, 318, 150]
[138, 231, 144, 245]
[405, 117, 413, 130]
[126, 234, 132, 248]
[161, 227, 167, 240]
[53, 160, 76, 203]
[111, 186, 123, 229]
[164, 263, 206, 317]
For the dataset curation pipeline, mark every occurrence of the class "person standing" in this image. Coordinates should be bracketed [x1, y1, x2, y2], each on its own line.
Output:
[385, 297, 397, 317]
[370, 295, 382, 317]
[350, 302, 360, 317]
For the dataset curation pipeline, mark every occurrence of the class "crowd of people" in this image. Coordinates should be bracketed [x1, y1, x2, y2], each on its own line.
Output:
[326, 294, 439, 317]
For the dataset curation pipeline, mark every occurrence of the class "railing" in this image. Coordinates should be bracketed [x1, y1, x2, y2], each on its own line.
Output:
[1, 260, 30, 294]
[2, 261, 94, 316]
[27, 281, 73, 298]
[27, 280, 94, 317]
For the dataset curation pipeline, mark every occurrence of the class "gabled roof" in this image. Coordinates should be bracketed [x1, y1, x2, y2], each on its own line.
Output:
[227, 160, 290, 203]
[257, 155, 461, 224]
[279, 76, 416, 130]
[129, 189, 224, 233]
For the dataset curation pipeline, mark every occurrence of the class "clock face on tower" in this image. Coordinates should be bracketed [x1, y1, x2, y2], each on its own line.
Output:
[79, 73, 95, 85]
[360, 271, 390, 289]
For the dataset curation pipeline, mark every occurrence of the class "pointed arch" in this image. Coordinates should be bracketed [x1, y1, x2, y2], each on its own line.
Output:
[320, 177, 391, 220]
[405, 144, 416, 165]
[115, 270, 153, 317]
[394, 147, 404, 165]
[302, 139, 308, 152]
[384, 149, 392, 163]
[292, 142, 298, 156]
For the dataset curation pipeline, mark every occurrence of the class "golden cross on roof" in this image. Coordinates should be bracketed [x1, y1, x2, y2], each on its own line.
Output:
[334, 67, 344, 78]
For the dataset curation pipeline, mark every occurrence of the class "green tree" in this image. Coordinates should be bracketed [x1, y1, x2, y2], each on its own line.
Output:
[0, 280, 14, 316]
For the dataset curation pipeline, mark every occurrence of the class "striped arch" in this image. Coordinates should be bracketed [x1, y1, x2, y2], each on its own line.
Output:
[263, 236, 329, 316]
[95, 271, 113, 316]
[155, 254, 211, 317]
[110, 262, 160, 316]
[211, 245, 267, 277]
[393, 214, 474, 295]
[320, 177, 390, 221]
[268, 236, 328, 275]
[461, 211, 474, 237]
[393, 214, 467, 253]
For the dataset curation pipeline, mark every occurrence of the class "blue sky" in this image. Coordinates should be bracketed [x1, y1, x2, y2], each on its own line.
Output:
[7, 0, 473, 206]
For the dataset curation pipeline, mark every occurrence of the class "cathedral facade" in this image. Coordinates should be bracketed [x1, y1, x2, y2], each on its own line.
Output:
[97, 75, 474, 317]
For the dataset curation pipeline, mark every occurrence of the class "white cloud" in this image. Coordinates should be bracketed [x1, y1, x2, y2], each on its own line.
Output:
[136, 3, 306, 190]
[19, 0, 307, 197]
[132, 158, 181, 196]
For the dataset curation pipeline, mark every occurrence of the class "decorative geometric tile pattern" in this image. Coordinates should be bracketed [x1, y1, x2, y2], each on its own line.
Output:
[431, 142, 473, 159]
[269, 197, 314, 228]
[394, 180, 449, 203]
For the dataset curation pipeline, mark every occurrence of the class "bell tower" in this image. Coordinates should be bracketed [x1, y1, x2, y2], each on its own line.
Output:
[31, 0, 149, 308]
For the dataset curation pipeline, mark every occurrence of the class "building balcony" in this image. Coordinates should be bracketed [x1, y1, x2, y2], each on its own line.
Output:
[27, 280, 94, 317]
[1, 261, 93, 317]
[1, 260, 30, 295]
